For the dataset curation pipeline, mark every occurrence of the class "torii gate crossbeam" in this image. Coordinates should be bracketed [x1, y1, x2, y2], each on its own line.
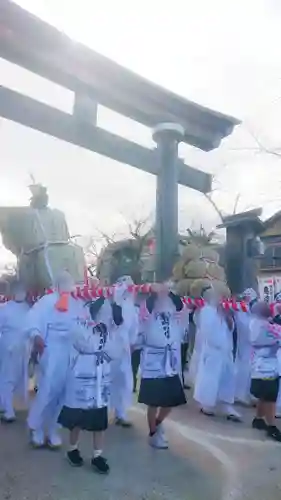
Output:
[0, 0, 240, 281]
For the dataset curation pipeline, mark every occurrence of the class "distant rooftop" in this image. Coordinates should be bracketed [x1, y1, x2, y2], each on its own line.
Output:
[217, 208, 264, 231]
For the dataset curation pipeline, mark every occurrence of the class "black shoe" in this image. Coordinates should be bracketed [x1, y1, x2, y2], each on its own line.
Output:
[252, 417, 268, 431]
[67, 449, 84, 467]
[267, 425, 281, 442]
[91, 455, 110, 474]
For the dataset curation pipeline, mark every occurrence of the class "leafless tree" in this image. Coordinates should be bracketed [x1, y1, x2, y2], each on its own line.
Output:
[83, 213, 153, 279]
[202, 167, 244, 223]
[185, 225, 216, 246]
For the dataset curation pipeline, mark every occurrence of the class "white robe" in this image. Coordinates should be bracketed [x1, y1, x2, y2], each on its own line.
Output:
[26, 293, 86, 433]
[137, 298, 187, 379]
[187, 309, 203, 385]
[110, 297, 138, 418]
[64, 314, 125, 410]
[0, 300, 30, 416]
[275, 349, 281, 411]
[194, 305, 235, 408]
[234, 311, 252, 403]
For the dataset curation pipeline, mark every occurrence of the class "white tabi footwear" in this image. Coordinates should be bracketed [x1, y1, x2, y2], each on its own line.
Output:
[47, 432, 62, 450]
[275, 409, 281, 419]
[1, 412, 16, 424]
[200, 408, 215, 417]
[30, 429, 45, 448]
[221, 404, 242, 423]
[115, 417, 133, 428]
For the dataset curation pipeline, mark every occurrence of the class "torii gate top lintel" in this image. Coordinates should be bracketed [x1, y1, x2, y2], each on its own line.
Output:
[0, 0, 240, 153]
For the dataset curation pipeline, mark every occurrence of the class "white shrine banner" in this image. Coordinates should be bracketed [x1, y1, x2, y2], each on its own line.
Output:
[274, 276, 281, 296]
[258, 277, 275, 303]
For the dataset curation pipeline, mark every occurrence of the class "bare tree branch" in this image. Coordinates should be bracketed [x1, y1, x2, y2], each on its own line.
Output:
[229, 128, 281, 159]
[251, 131, 281, 158]
[203, 192, 224, 221]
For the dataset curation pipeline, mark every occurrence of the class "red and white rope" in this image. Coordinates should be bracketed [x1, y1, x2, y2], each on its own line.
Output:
[0, 283, 253, 312]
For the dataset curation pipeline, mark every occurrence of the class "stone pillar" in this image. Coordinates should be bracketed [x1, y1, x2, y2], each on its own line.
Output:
[152, 123, 185, 282]
[222, 218, 263, 294]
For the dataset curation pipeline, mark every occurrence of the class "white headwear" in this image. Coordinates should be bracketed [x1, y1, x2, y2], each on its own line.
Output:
[115, 275, 134, 287]
[114, 275, 135, 306]
[242, 288, 258, 302]
[55, 270, 75, 293]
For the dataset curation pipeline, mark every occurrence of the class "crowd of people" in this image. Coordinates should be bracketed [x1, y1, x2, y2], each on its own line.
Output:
[1, 272, 281, 476]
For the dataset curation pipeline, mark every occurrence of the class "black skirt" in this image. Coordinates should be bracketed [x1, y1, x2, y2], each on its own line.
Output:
[58, 405, 108, 432]
[138, 374, 186, 408]
[250, 378, 279, 403]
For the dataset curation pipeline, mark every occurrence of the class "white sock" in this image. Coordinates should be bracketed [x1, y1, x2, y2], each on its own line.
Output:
[93, 449, 102, 458]
[69, 443, 78, 451]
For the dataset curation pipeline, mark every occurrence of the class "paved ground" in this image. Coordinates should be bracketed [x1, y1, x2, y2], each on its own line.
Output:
[1, 392, 281, 500]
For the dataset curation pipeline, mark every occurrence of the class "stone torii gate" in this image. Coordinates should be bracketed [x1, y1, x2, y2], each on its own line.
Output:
[0, 1, 240, 281]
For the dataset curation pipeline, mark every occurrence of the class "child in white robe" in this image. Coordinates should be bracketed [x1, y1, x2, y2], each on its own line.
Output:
[0, 283, 30, 422]
[136, 283, 187, 449]
[271, 292, 281, 417]
[58, 295, 124, 474]
[250, 301, 281, 441]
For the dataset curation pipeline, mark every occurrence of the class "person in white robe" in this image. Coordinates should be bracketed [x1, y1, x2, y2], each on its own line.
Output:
[26, 271, 86, 449]
[194, 286, 241, 421]
[270, 292, 281, 417]
[136, 283, 187, 449]
[0, 282, 30, 422]
[234, 288, 258, 405]
[131, 304, 141, 393]
[181, 310, 190, 388]
[187, 308, 203, 386]
[110, 276, 138, 427]
[58, 294, 124, 473]
[249, 301, 281, 441]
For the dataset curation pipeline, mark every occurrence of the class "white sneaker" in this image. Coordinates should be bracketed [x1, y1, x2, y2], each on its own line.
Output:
[30, 429, 45, 448]
[156, 423, 168, 446]
[47, 432, 62, 449]
[149, 430, 169, 449]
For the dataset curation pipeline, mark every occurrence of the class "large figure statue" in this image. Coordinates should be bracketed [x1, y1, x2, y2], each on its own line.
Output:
[0, 183, 85, 290]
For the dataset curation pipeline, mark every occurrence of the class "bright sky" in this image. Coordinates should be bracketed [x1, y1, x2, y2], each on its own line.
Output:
[1, 0, 281, 264]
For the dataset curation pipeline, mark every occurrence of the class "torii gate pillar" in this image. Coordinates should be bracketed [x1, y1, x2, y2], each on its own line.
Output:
[153, 123, 185, 282]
